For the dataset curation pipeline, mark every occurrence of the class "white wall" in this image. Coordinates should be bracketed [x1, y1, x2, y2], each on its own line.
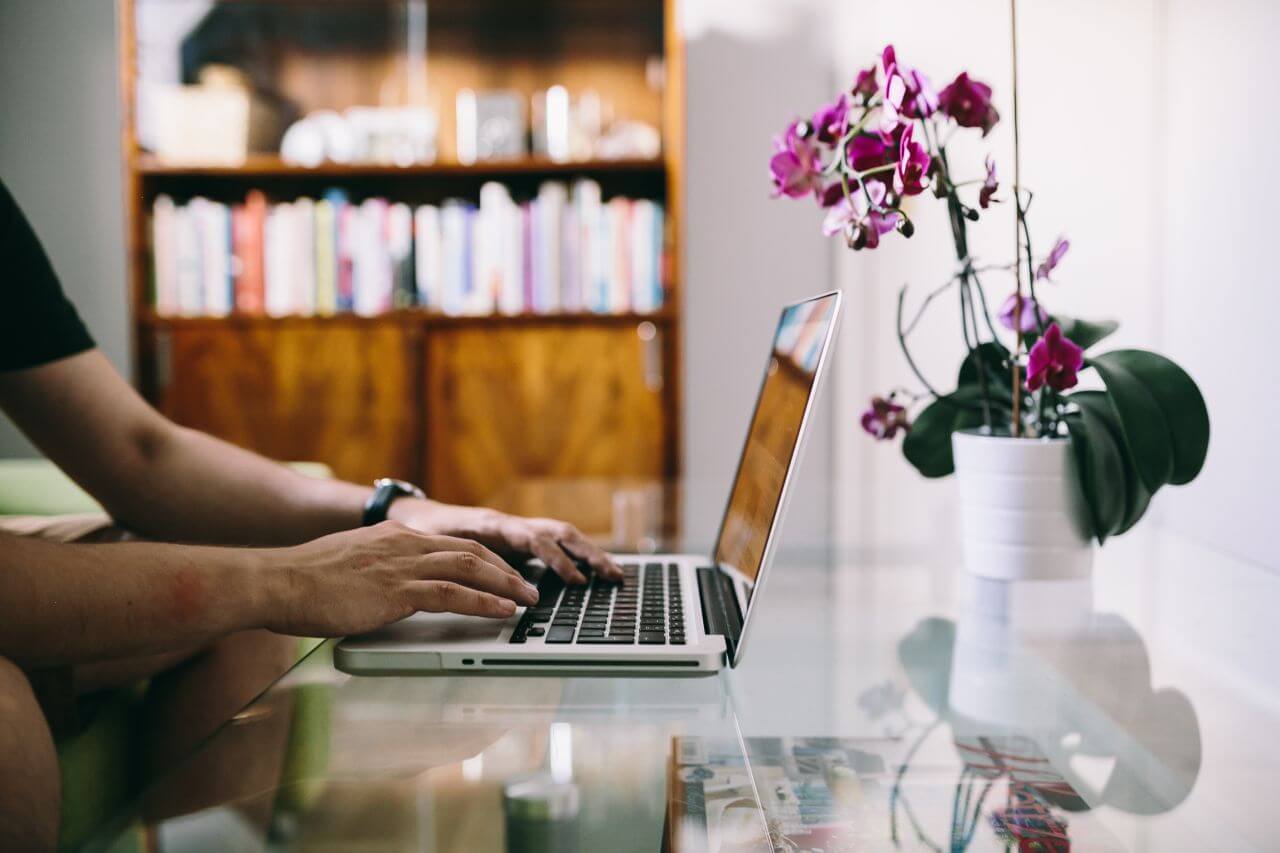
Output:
[681, 1, 835, 557]
[1155, 0, 1280, 572]
[0, 0, 130, 456]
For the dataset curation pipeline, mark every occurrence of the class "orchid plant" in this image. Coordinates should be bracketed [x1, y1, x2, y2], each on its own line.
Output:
[771, 45, 1210, 543]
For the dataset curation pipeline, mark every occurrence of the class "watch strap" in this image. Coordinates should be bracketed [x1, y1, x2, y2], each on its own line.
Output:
[362, 478, 425, 526]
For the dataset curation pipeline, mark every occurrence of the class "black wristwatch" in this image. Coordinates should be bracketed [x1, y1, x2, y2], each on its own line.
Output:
[362, 478, 426, 526]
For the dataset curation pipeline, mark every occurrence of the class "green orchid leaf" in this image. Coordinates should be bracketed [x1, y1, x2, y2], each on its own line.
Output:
[1085, 354, 1175, 492]
[1063, 406, 1126, 544]
[1069, 390, 1152, 538]
[1089, 350, 1209, 488]
[958, 341, 1013, 400]
[902, 386, 988, 478]
[1054, 316, 1120, 351]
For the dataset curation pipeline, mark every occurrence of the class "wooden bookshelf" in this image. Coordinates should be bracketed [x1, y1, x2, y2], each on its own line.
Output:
[117, 0, 684, 532]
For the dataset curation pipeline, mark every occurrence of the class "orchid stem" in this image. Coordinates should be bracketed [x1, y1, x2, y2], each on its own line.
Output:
[902, 276, 959, 337]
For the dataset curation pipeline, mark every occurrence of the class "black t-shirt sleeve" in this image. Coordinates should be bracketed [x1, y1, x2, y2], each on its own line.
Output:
[0, 180, 96, 371]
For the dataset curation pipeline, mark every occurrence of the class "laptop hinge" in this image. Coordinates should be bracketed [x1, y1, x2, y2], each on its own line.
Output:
[697, 567, 743, 665]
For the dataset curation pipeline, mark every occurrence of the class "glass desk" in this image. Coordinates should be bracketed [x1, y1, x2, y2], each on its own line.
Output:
[84, 527, 1277, 852]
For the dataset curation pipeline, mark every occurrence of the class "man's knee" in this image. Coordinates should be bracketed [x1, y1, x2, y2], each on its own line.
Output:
[0, 655, 60, 852]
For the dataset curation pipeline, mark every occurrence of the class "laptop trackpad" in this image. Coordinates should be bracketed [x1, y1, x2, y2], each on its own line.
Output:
[367, 612, 508, 644]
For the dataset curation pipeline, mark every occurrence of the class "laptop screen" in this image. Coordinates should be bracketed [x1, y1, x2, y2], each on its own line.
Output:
[713, 292, 840, 594]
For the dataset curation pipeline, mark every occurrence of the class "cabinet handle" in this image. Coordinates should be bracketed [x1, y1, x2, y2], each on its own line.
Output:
[637, 321, 663, 392]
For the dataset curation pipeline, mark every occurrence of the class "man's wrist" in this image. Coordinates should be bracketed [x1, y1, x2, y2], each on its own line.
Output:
[385, 496, 441, 528]
[387, 497, 499, 539]
[232, 546, 291, 634]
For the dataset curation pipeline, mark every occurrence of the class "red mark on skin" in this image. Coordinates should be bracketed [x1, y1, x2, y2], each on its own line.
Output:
[168, 569, 205, 623]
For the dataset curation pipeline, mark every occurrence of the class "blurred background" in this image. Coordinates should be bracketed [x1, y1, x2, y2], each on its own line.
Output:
[0, 0, 1275, 573]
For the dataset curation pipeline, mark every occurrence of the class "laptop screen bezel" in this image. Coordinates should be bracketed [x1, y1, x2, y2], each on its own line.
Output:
[709, 290, 842, 668]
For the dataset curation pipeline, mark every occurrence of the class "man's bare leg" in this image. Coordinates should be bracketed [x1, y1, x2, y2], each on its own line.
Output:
[0, 655, 60, 852]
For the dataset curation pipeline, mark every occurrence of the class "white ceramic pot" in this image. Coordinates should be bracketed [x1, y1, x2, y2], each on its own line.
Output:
[951, 430, 1094, 580]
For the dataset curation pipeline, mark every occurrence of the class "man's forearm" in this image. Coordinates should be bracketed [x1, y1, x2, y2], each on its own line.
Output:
[116, 425, 373, 546]
[0, 532, 274, 667]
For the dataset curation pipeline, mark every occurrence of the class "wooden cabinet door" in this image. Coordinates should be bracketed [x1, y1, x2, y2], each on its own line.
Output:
[424, 322, 668, 508]
[149, 319, 420, 485]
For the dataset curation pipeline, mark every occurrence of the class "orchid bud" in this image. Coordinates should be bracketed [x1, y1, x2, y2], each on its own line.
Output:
[900, 219, 915, 238]
[964, 207, 980, 221]
[796, 120, 814, 139]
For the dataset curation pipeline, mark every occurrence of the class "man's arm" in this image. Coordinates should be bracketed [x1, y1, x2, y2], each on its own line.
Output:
[0, 351, 369, 546]
[0, 524, 537, 668]
[0, 351, 618, 580]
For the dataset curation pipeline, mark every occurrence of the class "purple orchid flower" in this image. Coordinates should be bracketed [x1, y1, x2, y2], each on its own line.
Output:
[879, 45, 938, 124]
[901, 67, 939, 119]
[1036, 236, 1070, 280]
[938, 72, 1000, 136]
[812, 93, 850, 145]
[822, 179, 900, 249]
[818, 182, 845, 208]
[879, 45, 908, 133]
[846, 134, 889, 172]
[894, 124, 931, 196]
[861, 395, 911, 440]
[1026, 322, 1084, 392]
[853, 64, 879, 100]
[997, 292, 1048, 333]
[979, 155, 1000, 209]
[770, 120, 824, 199]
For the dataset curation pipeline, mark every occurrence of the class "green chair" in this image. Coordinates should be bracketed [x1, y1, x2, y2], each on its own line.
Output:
[0, 458, 333, 851]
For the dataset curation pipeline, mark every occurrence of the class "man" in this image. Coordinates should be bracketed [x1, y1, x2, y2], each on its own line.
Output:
[0, 178, 620, 850]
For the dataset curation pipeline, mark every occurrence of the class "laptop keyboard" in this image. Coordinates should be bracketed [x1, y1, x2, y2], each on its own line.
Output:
[509, 562, 687, 645]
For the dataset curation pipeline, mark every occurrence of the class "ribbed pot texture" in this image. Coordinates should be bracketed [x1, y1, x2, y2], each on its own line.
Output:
[951, 430, 1094, 580]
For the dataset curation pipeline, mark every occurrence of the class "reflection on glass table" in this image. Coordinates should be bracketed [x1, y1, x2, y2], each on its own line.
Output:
[84, 528, 1278, 852]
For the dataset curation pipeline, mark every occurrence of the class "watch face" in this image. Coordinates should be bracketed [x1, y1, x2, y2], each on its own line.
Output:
[379, 478, 425, 499]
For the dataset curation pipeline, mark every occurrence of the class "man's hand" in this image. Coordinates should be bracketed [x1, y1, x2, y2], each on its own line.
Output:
[263, 522, 540, 638]
[389, 501, 623, 585]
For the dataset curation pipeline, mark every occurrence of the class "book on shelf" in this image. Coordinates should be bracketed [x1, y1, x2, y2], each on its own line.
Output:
[148, 179, 665, 319]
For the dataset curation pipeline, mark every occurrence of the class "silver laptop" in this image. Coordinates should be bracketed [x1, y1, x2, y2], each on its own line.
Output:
[336, 291, 841, 677]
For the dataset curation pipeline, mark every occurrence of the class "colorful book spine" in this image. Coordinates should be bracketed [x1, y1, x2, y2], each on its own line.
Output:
[205, 199, 233, 317]
[152, 194, 177, 315]
[174, 201, 202, 316]
[388, 202, 415, 310]
[521, 202, 534, 314]
[293, 198, 317, 316]
[336, 202, 355, 312]
[314, 198, 337, 316]
[534, 181, 566, 313]
[440, 200, 471, 316]
[233, 190, 267, 314]
[414, 204, 442, 310]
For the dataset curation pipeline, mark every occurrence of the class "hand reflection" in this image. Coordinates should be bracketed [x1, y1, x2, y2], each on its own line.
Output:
[884, 575, 1202, 849]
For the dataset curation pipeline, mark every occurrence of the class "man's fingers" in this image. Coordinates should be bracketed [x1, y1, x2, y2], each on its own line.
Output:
[423, 535, 523, 581]
[407, 581, 519, 619]
[559, 530, 622, 580]
[530, 535, 587, 584]
[421, 550, 539, 606]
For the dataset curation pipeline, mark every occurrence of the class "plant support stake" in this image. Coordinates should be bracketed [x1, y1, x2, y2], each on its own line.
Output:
[1009, 0, 1024, 436]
